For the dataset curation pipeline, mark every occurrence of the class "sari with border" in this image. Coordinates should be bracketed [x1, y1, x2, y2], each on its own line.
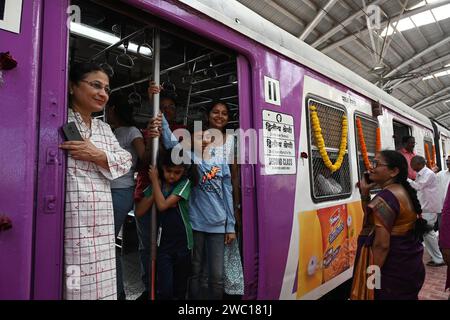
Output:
[350, 187, 425, 300]
[439, 183, 450, 291]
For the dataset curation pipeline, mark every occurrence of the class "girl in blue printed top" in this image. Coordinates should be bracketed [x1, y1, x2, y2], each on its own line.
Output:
[159, 116, 236, 300]
[135, 149, 193, 300]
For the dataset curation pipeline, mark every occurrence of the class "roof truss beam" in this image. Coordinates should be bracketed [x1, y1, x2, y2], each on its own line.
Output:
[411, 87, 450, 108]
[320, 0, 450, 53]
[299, 0, 339, 41]
[379, 35, 450, 83]
[417, 93, 450, 111]
[388, 53, 450, 87]
[312, 0, 388, 48]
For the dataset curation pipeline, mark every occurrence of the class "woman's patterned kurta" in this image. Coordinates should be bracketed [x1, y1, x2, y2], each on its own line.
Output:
[64, 109, 132, 300]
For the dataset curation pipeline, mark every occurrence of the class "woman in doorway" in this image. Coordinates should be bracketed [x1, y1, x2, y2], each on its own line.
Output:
[205, 102, 241, 232]
[148, 85, 241, 228]
[60, 62, 132, 300]
[351, 150, 425, 300]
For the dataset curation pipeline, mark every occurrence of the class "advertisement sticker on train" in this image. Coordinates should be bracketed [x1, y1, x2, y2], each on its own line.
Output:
[263, 110, 296, 175]
[0, 0, 23, 34]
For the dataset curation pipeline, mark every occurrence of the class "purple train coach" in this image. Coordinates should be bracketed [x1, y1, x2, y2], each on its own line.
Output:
[1, 0, 448, 300]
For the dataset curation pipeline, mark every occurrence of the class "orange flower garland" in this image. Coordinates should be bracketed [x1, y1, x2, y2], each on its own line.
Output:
[356, 118, 372, 170]
[432, 144, 436, 168]
[425, 144, 432, 168]
[376, 127, 381, 152]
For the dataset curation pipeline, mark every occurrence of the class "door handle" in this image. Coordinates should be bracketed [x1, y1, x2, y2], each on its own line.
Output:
[0, 214, 12, 232]
[44, 147, 60, 214]
[244, 164, 255, 194]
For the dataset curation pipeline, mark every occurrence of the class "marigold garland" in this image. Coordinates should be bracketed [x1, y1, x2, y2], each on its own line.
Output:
[376, 127, 381, 152]
[310, 105, 348, 173]
[425, 144, 432, 168]
[432, 144, 436, 168]
[356, 118, 372, 170]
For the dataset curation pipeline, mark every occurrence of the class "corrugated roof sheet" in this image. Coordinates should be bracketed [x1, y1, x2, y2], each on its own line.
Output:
[236, 0, 450, 125]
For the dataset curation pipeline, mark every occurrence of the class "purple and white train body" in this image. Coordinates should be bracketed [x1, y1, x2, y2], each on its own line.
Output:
[1, 0, 449, 300]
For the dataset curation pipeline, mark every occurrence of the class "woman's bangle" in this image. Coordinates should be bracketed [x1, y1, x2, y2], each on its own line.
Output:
[360, 194, 371, 202]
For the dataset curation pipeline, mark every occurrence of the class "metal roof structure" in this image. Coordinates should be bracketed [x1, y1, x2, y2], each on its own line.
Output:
[236, 0, 450, 125]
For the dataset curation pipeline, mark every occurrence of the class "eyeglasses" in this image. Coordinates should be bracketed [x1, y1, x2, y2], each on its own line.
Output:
[372, 161, 389, 169]
[80, 80, 111, 95]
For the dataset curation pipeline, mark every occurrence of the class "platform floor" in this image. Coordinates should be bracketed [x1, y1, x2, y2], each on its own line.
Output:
[119, 219, 449, 300]
[419, 250, 449, 300]
[121, 250, 145, 300]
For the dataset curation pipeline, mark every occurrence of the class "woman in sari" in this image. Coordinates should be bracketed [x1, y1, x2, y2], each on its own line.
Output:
[351, 150, 425, 300]
[439, 184, 450, 298]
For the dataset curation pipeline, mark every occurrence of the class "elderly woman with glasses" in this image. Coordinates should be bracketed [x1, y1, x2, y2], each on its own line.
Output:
[60, 62, 132, 300]
[350, 150, 426, 300]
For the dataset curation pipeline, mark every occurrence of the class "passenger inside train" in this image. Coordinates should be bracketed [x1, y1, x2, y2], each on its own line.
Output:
[65, 0, 242, 300]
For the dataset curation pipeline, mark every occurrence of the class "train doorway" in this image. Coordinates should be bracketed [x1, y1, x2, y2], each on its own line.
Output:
[393, 120, 411, 150]
[65, 0, 247, 300]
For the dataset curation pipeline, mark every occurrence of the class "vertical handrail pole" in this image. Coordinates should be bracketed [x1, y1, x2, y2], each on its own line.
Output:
[184, 61, 197, 126]
[150, 28, 160, 301]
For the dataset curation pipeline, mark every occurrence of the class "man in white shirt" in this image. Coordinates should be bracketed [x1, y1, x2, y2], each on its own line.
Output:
[436, 156, 450, 229]
[409, 156, 445, 266]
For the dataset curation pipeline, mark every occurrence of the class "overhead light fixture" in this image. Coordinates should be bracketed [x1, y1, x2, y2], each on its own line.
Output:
[69, 22, 152, 57]
[371, 63, 386, 75]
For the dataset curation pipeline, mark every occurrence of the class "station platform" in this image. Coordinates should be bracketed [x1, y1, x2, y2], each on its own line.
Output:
[419, 251, 449, 300]
[121, 249, 449, 300]
[119, 216, 449, 300]
[122, 250, 145, 300]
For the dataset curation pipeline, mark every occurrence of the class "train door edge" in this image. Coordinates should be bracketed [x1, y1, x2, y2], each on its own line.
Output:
[237, 55, 258, 300]
[431, 121, 443, 170]
[33, 0, 70, 299]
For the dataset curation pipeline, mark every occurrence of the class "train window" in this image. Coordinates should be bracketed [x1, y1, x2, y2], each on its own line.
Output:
[354, 114, 378, 181]
[393, 120, 411, 150]
[0, 1, 5, 20]
[307, 97, 351, 202]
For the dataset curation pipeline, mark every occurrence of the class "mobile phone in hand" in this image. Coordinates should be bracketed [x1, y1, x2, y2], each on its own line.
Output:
[364, 172, 373, 184]
[62, 122, 84, 141]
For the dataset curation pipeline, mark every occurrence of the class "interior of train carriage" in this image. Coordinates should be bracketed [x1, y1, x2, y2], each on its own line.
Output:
[393, 120, 411, 150]
[68, 0, 242, 298]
